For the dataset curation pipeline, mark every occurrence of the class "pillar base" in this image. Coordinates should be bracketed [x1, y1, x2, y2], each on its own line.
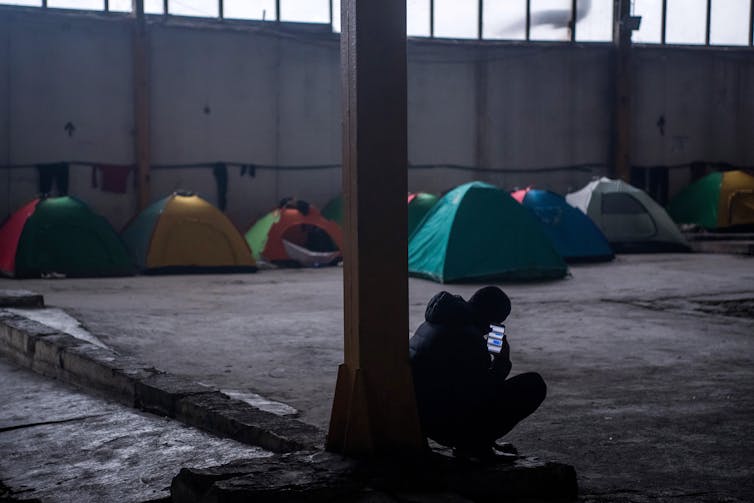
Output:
[326, 363, 423, 457]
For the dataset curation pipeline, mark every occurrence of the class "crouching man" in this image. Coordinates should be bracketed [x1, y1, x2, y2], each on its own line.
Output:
[409, 286, 546, 461]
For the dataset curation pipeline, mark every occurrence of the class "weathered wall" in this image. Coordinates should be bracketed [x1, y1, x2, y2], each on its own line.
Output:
[632, 47, 754, 166]
[1, 7, 752, 228]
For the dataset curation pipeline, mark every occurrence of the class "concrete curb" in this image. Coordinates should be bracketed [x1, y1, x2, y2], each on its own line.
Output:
[0, 289, 44, 308]
[687, 240, 754, 255]
[684, 232, 754, 255]
[0, 297, 322, 454]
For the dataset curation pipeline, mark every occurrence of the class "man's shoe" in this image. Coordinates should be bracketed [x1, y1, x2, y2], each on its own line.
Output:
[492, 441, 518, 455]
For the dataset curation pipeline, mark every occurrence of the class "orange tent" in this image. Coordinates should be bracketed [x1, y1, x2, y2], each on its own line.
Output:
[245, 204, 343, 266]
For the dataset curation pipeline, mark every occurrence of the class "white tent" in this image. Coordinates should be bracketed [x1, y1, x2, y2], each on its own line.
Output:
[566, 178, 690, 253]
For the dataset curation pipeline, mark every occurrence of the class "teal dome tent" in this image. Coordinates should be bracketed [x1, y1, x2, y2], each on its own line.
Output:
[408, 182, 568, 283]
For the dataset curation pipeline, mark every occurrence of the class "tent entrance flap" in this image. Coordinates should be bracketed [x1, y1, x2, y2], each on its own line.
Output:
[282, 240, 341, 267]
[281, 225, 339, 253]
[729, 190, 754, 226]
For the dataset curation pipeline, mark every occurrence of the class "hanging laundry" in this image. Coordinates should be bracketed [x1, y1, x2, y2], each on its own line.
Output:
[92, 164, 133, 193]
[213, 163, 228, 211]
[36, 163, 69, 196]
[240, 164, 256, 178]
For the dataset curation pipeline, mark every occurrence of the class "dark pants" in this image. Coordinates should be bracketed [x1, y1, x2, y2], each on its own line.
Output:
[428, 372, 547, 450]
[37, 163, 69, 196]
[487, 371, 547, 442]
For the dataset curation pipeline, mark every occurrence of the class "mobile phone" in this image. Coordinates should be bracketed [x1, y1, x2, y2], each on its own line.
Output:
[487, 324, 505, 354]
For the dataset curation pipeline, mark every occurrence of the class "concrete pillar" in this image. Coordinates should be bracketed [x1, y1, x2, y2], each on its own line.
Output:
[132, 0, 151, 210]
[611, 0, 632, 182]
[326, 0, 424, 456]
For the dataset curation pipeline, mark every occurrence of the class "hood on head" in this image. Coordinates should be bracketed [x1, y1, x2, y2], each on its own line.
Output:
[424, 291, 473, 326]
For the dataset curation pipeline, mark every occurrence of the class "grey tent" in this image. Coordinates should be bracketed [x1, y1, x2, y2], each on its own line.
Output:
[566, 178, 690, 253]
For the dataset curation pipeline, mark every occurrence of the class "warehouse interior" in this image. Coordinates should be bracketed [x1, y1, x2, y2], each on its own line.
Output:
[1, 1, 754, 502]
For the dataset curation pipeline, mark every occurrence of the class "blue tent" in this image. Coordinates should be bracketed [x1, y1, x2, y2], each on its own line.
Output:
[512, 188, 614, 262]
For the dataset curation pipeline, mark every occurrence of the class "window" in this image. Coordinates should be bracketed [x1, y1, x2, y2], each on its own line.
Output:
[632, 0, 663, 43]
[224, 0, 275, 20]
[408, 0, 430, 37]
[710, 0, 750, 45]
[168, 0, 218, 17]
[575, 0, 612, 42]
[331, 0, 340, 31]
[530, 0, 572, 41]
[109, 0, 131, 12]
[666, 0, 707, 45]
[47, 0, 103, 10]
[483, 0, 527, 40]
[280, 0, 328, 23]
[0, 0, 42, 7]
[144, 0, 163, 14]
[601, 193, 647, 215]
[434, 0, 478, 39]
[0, 0, 751, 48]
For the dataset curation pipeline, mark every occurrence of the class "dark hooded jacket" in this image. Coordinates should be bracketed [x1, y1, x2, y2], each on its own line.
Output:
[409, 291, 511, 444]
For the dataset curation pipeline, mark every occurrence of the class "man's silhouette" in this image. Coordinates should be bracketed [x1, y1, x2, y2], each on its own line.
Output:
[409, 286, 546, 459]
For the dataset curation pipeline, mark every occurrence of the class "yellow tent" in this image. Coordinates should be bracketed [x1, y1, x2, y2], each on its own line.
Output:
[719, 171, 754, 227]
[122, 192, 256, 273]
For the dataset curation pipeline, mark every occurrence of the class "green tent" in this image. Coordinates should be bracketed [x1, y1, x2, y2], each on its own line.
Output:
[322, 192, 438, 236]
[408, 182, 568, 283]
[0, 196, 134, 278]
[321, 194, 343, 225]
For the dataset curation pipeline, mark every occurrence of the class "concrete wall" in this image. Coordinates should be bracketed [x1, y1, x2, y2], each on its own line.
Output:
[1, 6, 753, 229]
[633, 47, 754, 166]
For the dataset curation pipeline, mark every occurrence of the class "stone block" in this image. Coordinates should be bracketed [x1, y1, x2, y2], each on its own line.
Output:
[172, 452, 361, 503]
[136, 373, 214, 417]
[0, 290, 44, 308]
[0, 315, 60, 357]
[442, 457, 578, 501]
[59, 345, 155, 406]
[171, 450, 578, 503]
[31, 333, 85, 379]
[175, 392, 323, 453]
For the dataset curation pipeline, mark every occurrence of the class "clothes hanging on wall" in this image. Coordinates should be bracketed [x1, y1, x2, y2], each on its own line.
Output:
[91, 164, 133, 194]
[36, 163, 69, 196]
[213, 163, 228, 211]
[240, 164, 256, 178]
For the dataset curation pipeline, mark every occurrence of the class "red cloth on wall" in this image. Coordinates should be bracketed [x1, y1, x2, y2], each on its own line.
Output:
[93, 165, 133, 193]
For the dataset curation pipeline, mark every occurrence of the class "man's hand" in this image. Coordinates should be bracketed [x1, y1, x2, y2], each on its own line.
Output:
[494, 336, 510, 364]
[490, 335, 512, 379]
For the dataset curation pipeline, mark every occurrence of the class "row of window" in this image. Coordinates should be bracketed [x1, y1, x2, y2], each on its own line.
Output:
[2, 0, 753, 46]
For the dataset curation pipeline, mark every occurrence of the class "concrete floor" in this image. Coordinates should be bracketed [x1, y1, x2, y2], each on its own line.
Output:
[2, 253, 754, 501]
[0, 354, 270, 502]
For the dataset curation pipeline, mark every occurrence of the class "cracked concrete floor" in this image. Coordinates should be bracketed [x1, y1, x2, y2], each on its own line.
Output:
[0, 355, 270, 502]
[1, 253, 754, 501]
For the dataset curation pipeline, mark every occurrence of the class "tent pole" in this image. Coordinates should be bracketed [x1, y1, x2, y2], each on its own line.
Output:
[326, 0, 423, 456]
